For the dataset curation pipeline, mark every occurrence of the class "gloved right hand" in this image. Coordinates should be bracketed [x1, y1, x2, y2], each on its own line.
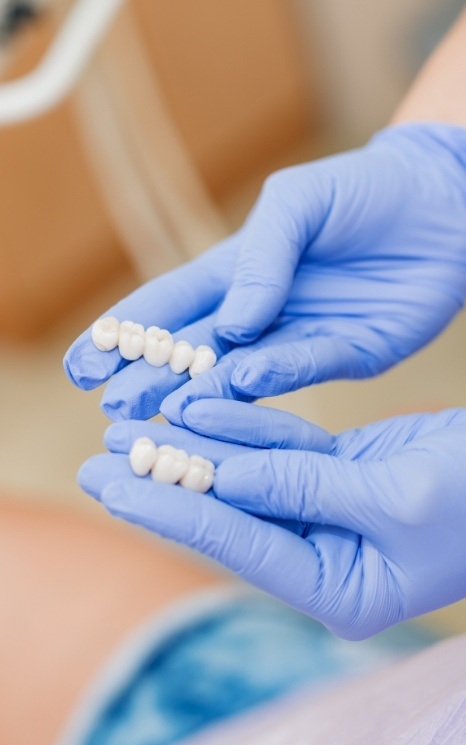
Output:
[78, 401, 466, 640]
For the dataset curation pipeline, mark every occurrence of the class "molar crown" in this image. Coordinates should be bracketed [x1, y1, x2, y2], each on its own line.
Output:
[118, 321, 145, 360]
[169, 341, 195, 374]
[151, 444, 190, 484]
[144, 327, 174, 367]
[129, 437, 158, 476]
[129, 438, 215, 493]
[189, 345, 217, 378]
[180, 454, 215, 493]
[91, 316, 120, 351]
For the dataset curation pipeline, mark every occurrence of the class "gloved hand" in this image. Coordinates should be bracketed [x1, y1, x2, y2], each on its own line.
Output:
[78, 400, 466, 640]
[212, 122, 466, 400]
[78, 409, 334, 537]
[65, 123, 466, 424]
[63, 234, 241, 421]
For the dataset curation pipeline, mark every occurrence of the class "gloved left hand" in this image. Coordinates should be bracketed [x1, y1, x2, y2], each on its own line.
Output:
[78, 401, 466, 640]
[64, 123, 466, 426]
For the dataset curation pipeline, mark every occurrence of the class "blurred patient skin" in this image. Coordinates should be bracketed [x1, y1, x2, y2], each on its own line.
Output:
[0, 500, 224, 745]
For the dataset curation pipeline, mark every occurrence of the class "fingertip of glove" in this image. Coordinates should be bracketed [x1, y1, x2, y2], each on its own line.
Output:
[77, 460, 101, 501]
[104, 422, 130, 453]
[63, 353, 77, 385]
[159, 395, 185, 426]
[180, 400, 208, 430]
[214, 324, 259, 344]
[63, 350, 98, 390]
[63, 338, 119, 391]
[231, 359, 282, 396]
[232, 357, 296, 398]
[100, 397, 130, 422]
[231, 363, 258, 394]
[101, 481, 125, 512]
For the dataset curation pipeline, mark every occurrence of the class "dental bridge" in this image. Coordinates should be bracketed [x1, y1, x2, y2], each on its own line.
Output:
[92, 316, 217, 378]
[130, 437, 215, 494]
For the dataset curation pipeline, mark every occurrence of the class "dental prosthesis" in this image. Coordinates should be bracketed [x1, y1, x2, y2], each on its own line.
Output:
[129, 437, 215, 493]
[91, 317, 217, 377]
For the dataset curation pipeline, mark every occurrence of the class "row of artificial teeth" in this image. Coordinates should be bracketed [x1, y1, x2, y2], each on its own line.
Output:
[129, 438, 215, 493]
[91, 317, 217, 377]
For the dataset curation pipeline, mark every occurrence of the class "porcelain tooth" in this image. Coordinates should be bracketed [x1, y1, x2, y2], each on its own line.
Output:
[189, 345, 217, 378]
[151, 444, 190, 484]
[143, 326, 174, 367]
[203, 458, 215, 474]
[190, 455, 215, 473]
[91, 316, 120, 352]
[118, 321, 145, 360]
[129, 437, 158, 477]
[169, 341, 195, 374]
[180, 454, 215, 493]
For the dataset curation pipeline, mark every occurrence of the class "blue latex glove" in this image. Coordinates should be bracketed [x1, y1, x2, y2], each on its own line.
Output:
[212, 122, 466, 399]
[64, 233, 304, 421]
[65, 123, 466, 424]
[63, 235, 241, 421]
[78, 400, 466, 640]
[79, 411, 334, 538]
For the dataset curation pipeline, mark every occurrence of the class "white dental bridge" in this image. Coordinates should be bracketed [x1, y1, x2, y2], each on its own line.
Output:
[92, 316, 217, 378]
[129, 438, 215, 493]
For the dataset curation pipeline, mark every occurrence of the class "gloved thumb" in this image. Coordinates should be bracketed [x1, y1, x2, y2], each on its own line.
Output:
[182, 398, 335, 453]
[231, 337, 369, 396]
[215, 168, 332, 344]
[214, 449, 388, 535]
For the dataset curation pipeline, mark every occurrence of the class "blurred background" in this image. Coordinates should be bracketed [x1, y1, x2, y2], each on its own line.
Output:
[1, 0, 466, 635]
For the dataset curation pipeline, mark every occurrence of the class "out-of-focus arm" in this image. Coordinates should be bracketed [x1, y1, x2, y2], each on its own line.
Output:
[393, 8, 466, 126]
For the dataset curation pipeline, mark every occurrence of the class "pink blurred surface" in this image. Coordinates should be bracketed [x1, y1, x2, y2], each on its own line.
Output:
[185, 634, 466, 744]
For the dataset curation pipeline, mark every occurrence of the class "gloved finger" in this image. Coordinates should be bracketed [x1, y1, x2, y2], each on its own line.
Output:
[80, 440, 305, 538]
[182, 399, 335, 453]
[214, 449, 388, 534]
[100, 477, 322, 612]
[104, 420, 250, 463]
[160, 325, 362, 428]
[230, 337, 369, 397]
[214, 168, 333, 344]
[160, 351, 255, 426]
[99, 312, 229, 421]
[78, 453, 134, 501]
[64, 237, 237, 391]
[159, 320, 305, 425]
